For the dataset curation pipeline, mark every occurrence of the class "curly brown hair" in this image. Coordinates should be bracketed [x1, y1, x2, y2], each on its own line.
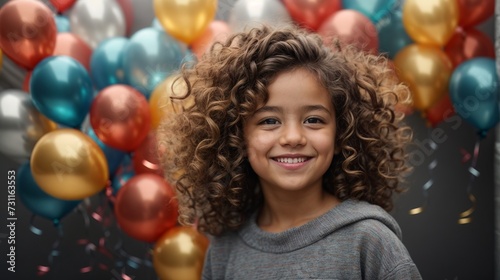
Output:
[158, 25, 412, 236]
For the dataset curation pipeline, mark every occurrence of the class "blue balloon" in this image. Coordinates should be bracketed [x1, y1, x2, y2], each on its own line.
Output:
[342, 0, 397, 23]
[90, 37, 129, 90]
[30, 56, 93, 128]
[84, 124, 126, 175]
[55, 14, 70, 33]
[111, 155, 135, 195]
[152, 18, 163, 30]
[17, 162, 81, 223]
[123, 27, 184, 99]
[377, 11, 412, 58]
[449, 58, 500, 136]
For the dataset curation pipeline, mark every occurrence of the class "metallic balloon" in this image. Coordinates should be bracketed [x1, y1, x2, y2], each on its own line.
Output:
[50, 0, 77, 13]
[341, 0, 397, 23]
[153, 227, 209, 280]
[132, 132, 163, 176]
[457, 0, 494, 27]
[377, 10, 413, 59]
[90, 37, 129, 90]
[30, 129, 109, 200]
[53, 33, 93, 71]
[115, 0, 134, 35]
[282, 0, 341, 31]
[68, 0, 126, 49]
[0, 89, 57, 164]
[55, 15, 71, 33]
[190, 20, 231, 60]
[444, 28, 495, 69]
[228, 0, 293, 33]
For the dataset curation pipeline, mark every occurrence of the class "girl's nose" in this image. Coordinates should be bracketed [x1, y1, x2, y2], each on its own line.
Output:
[279, 123, 306, 147]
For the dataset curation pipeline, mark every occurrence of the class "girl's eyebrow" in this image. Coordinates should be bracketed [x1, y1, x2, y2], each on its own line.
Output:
[254, 105, 332, 115]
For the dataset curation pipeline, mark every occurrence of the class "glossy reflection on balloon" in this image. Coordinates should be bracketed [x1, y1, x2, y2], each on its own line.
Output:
[342, 0, 396, 23]
[228, 0, 293, 33]
[378, 10, 413, 58]
[90, 37, 129, 90]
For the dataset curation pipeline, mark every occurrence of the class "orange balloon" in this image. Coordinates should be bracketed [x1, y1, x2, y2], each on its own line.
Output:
[457, 0, 494, 27]
[153, 227, 209, 280]
[53, 33, 93, 71]
[30, 129, 109, 200]
[132, 131, 163, 177]
[444, 27, 495, 69]
[50, 0, 77, 13]
[394, 44, 452, 112]
[90, 85, 151, 152]
[114, 174, 178, 243]
[190, 21, 231, 61]
[282, 0, 341, 31]
[0, 0, 57, 70]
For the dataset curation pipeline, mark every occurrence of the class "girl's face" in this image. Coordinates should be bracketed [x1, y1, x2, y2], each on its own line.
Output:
[243, 68, 337, 195]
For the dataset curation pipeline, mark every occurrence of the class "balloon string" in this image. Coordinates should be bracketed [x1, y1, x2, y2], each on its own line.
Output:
[37, 222, 64, 276]
[458, 136, 481, 224]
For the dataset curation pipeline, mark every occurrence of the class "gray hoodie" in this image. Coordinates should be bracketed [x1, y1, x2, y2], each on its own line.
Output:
[202, 199, 422, 279]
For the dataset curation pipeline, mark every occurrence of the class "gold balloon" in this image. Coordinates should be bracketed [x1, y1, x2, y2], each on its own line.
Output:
[150, 74, 193, 129]
[31, 129, 109, 200]
[153, 226, 209, 280]
[403, 0, 458, 46]
[153, 0, 217, 44]
[393, 44, 452, 112]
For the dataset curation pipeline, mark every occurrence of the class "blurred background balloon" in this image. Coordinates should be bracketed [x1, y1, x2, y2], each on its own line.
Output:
[30, 129, 109, 200]
[114, 173, 178, 243]
[153, 226, 209, 280]
[123, 27, 183, 98]
[49, 0, 76, 13]
[449, 57, 500, 136]
[228, 0, 293, 32]
[444, 28, 495, 69]
[90, 85, 151, 152]
[318, 9, 379, 54]
[394, 44, 452, 112]
[0, 0, 57, 70]
[190, 20, 231, 60]
[425, 95, 454, 127]
[457, 0, 494, 28]
[377, 9, 413, 59]
[115, 0, 134, 35]
[30, 56, 93, 128]
[402, 0, 458, 46]
[53, 33, 93, 71]
[341, 0, 396, 24]
[132, 131, 162, 176]
[18, 161, 81, 224]
[90, 37, 128, 90]
[55, 14, 71, 33]
[154, 0, 217, 44]
[282, 0, 341, 31]
[111, 155, 135, 195]
[68, 0, 126, 49]
[0, 89, 57, 164]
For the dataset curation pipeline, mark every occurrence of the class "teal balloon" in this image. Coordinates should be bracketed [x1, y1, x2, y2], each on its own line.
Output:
[377, 11, 412, 58]
[111, 155, 135, 195]
[84, 124, 126, 175]
[123, 27, 183, 99]
[90, 37, 128, 90]
[342, 0, 397, 23]
[55, 14, 70, 33]
[30, 56, 93, 128]
[449, 58, 500, 136]
[18, 162, 81, 223]
[152, 18, 163, 30]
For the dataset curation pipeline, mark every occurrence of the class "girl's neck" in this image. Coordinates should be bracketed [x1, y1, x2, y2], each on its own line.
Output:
[257, 188, 340, 233]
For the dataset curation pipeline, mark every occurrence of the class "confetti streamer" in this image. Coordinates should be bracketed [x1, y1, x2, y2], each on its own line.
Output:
[36, 222, 64, 276]
[457, 136, 481, 224]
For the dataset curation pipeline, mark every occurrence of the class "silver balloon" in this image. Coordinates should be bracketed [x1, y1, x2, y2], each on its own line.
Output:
[0, 90, 57, 164]
[228, 0, 293, 33]
[68, 0, 126, 49]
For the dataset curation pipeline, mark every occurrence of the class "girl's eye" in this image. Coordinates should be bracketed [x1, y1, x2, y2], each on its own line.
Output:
[304, 117, 323, 124]
[259, 118, 279, 125]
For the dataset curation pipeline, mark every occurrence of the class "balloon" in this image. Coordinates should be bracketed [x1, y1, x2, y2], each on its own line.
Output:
[341, 0, 396, 23]
[282, 0, 341, 31]
[50, 0, 77, 13]
[123, 27, 183, 98]
[132, 132, 162, 176]
[228, 0, 293, 33]
[54, 14, 71, 33]
[402, 0, 458, 46]
[153, 227, 209, 280]
[153, 0, 217, 44]
[149, 74, 192, 129]
[30, 56, 93, 128]
[377, 10, 413, 59]
[0, 0, 57, 70]
[425, 95, 454, 127]
[318, 10, 379, 54]
[90, 85, 151, 151]
[68, 0, 126, 49]
[0, 49, 2, 70]
[394, 44, 452, 112]
[114, 174, 178, 242]
[90, 37, 128, 90]
[457, 0, 494, 27]
[190, 21, 231, 60]
[0, 89, 57, 164]
[129, 0, 156, 34]
[31, 129, 109, 200]
[22, 71, 31, 92]
[111, 156, 135, 195]
[449, 58, 500, 135]
[115, 0, 134, 35]
[444, 27, 495, 69]
[53, 33, 93, 71]
[18, 162, 81, 223]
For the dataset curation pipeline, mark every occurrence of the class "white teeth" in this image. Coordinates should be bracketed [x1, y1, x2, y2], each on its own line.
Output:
[276, 157, 307, 163]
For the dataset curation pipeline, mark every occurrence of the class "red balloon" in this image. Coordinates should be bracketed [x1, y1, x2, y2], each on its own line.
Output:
[90, 85, 151, 152]
[132, 131, 163, 177]
[53, 33, 93, 71]
[23, 71, 32, 93]
[49, 0, 77, 13]
[0, 0, 57, 70]
[190, 20, 230, 60]
[115, 0, 134, 35]
[318, 10, 378, 54]
[282, 0, 341, 31]
[457, 0, 494, 27]
[114, 174, 178, 243]
[444, 27, 494, 69]
[425, 94, 454, 127]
